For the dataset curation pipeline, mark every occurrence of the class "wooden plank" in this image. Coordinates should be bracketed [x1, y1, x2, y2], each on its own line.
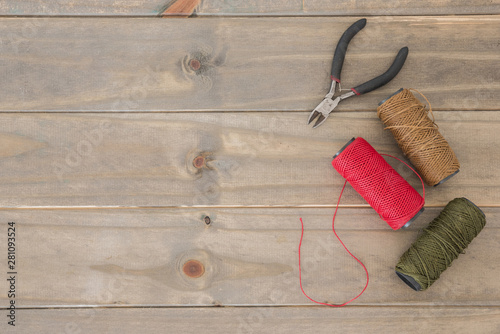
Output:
[196, 0, 500, 16]
[0, 16, 498, 111]
[0, 207, 498, 307]
[0, 0, 498, 16]
[5, 306, 500, 334]
[0, 111, 498, 207]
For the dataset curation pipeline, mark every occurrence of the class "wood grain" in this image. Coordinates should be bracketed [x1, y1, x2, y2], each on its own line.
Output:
[0, 111, 497, 207]
[202, 0, 500, 16]
[0, 17, 497, 111]
[0, 207, 498, 308]
[0, 0, 498, 16]
[5, 306, 500, 334]
[0, 3, 497, 333]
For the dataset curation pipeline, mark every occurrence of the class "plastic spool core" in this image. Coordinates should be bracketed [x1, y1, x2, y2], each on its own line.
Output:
[332, 137, 424, 228]
[333, 137, 356, 159]
[463, 197, 485, 217]
[395, 271, 422, 291]
[378, 88, 404, 106]
[434, 169, 460, 187]
[401, 207, 424, 229]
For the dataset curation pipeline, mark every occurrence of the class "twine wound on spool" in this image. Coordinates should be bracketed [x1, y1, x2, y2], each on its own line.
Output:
[332, 137, 425, 230]
[377, 88, 460, 186]
[297, 137, 426, 307]
[395, 197, 486, 291]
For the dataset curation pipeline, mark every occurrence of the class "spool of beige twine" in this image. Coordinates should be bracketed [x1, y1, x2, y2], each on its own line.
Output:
[377, 88, 460, 186]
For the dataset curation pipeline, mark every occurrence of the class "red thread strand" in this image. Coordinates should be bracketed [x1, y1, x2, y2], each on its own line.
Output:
[298, 137, 426, 306]
[299, 181, 369, 307]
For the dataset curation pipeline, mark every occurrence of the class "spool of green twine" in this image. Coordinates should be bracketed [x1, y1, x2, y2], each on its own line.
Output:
[395, 197, 486, 291]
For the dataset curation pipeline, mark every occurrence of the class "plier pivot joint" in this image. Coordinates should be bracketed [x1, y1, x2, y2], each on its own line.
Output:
[308, 18, 409, 128]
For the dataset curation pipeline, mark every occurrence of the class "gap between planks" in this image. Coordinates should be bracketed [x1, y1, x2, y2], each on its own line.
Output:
[1, 204, 500, 210]
[1, 0, 499, 17]
[6, 304, 500, 309]
[3, 305, 500, 334]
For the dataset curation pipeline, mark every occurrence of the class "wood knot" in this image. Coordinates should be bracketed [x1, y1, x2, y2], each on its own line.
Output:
[193, 155, 206, 169]
[204, 216, 211, 225]
[189, 59, 201, 71]
[182, 259, 205, 278]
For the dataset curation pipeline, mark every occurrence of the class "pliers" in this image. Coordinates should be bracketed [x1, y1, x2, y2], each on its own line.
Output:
[308, 18, 409, 128]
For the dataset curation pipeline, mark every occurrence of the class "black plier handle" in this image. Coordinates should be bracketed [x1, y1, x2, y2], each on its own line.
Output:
[308, 18, 409, 128]
[331, 18, 367, 85]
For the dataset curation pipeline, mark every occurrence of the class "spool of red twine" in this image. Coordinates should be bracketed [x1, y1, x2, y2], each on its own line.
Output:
[297, 137, 426, 307]
[332, 137, 425, 230]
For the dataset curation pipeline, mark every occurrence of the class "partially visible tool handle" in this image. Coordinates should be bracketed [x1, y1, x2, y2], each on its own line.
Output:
[331, 18, 367, 82]
[352, 46, 409, 95]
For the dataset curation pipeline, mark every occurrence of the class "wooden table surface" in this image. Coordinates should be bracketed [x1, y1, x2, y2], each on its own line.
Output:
[1, 1, 499, 333]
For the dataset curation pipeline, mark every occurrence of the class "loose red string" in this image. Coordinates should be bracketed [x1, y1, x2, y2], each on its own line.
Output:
[299, 180, 369, 307]
[298, 140, 425, 307]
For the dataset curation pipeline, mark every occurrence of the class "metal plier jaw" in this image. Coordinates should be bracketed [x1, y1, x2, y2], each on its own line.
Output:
[307, 18, 409, 128]
[308, 81, 355, 128]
